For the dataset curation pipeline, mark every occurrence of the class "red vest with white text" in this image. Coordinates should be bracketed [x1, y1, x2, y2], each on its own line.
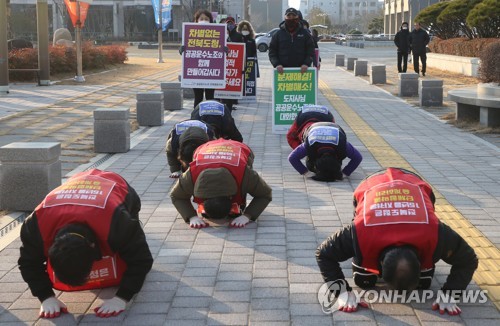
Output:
[36, 169, 128, 291]
[353, 168, 439, 274]
[190, 139, 251, 205]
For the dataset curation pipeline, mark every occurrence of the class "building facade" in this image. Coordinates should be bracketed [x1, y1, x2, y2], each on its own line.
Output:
[340, 0, 382, 24]
[383, 0, 441, 36]
[9, 0, 261, 41]
[300, 0, 382, 25]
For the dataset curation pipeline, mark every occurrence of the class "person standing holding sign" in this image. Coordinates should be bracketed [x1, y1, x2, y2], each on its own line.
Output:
[218, 17, 245, 111]
[238, 20, 259, 100]
[18, 169, 153, 318]
[180, 9, 227, 108]
[268, 7, 315, 74]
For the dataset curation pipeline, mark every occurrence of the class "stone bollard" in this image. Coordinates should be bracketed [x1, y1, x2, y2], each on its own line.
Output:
[398, 73, 419, 97]
[0, 142, 61, 211]
[354, 60, 368, 76]
[346, 57, 358, 70]
[335, 54, 345, 66]
[94, 108, 130, 153]
[160, 82, 183, 110]
[136, 92, 164, 126]
[370, 65, 386, 84]
[419, 79, 443, 107]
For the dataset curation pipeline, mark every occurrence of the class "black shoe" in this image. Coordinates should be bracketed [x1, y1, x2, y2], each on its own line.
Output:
[422, 72, 426, 76]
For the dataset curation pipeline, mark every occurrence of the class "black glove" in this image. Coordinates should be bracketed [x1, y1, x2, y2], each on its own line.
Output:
[179, 45, 185, 55]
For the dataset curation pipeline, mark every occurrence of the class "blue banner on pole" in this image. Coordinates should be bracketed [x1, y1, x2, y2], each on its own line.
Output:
[152, 0, 172, 31]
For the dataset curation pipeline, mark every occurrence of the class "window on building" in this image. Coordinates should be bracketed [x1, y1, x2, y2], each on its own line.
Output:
[348, 3, 353, 7]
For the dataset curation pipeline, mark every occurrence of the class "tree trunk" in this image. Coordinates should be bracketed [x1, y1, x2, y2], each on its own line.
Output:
[6, 0, 11, 39]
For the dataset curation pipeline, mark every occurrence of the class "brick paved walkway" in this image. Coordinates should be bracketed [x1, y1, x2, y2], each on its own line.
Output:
[0, 50, 498, 325]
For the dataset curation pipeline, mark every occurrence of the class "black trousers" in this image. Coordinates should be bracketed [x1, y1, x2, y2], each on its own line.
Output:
[397, 52, 408, 73]
[193, 88, 215, 108]
[413, 52, 427, 74]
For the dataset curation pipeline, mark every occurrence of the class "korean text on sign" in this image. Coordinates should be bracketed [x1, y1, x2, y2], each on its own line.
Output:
[181, 23, 227, 89]
[272, 68, 317, 134]
[215, 42, 246, 99]
[363, 181, 429, 226]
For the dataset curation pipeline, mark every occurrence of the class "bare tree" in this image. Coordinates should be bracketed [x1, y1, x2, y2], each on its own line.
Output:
[181, 0, 196, 22]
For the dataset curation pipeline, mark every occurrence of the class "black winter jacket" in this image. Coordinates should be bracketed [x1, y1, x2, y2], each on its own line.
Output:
[268, 21, 315, 68]
[316, 222, 478, 293]
[394, 29, 411, 53]
[409, 28, 430, 55]
[18, 182, 153, 302]
[243, 36, 257, 58]
[228, 28, 244, 43]
[190, 103, 243, 142]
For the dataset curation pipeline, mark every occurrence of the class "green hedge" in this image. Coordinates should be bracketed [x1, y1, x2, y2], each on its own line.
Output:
[428, 37, 500, 57]
[479, 42, 500, 84]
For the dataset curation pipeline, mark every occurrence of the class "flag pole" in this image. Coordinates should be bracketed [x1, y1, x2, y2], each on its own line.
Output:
[74, 0, 85, 82]
[157, 0, 164, 63]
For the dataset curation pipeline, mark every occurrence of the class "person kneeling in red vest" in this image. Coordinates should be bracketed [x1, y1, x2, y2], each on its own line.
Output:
[18, 169, 153, 319]
[316, 168, 478, 315]
[170, 139, 272, 228]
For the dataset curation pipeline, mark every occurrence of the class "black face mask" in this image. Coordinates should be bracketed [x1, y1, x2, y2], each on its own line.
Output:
[285, 18, 299, 30]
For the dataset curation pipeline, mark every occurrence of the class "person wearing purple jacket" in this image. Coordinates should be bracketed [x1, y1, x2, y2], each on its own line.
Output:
[288, 122, 362, 181]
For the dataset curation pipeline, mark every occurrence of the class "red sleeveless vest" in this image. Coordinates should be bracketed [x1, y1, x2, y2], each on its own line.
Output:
[190, 139, 251, 205]
[353, 168, 439, 274]
[36, 169, 128, 291]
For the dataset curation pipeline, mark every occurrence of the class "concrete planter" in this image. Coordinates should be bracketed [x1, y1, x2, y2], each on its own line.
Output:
[426, 53, 480, 77]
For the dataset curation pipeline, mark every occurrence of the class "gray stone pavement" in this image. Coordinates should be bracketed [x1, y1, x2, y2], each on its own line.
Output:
[0, 50, 499, 325]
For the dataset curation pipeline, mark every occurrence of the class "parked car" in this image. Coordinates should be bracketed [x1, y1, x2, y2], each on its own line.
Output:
[256, 28, 279, 52]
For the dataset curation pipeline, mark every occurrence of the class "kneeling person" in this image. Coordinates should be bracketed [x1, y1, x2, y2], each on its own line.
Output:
[316, 168, 478, 314]
[170, 139, 272, 228]
[18, 169, 153, 318]
[287, 104, 335, 149]
[288, 122, 362, 181]
[166, 121, 215, 178]
[191, 100, 243, 142]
